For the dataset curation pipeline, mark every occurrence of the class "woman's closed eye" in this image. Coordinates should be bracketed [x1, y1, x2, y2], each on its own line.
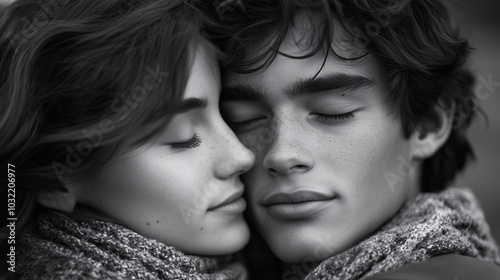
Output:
[170, 134, 202, 149]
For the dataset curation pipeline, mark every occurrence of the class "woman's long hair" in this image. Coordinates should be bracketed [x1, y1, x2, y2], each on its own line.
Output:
[0, 0, 212, 243]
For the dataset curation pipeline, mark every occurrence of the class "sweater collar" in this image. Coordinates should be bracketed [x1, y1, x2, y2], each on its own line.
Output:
[305, 187, 500, 280]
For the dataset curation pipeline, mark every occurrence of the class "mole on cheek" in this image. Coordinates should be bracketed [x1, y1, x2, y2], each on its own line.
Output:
[147, 222, 150, 226]
[200, 227, 204, 230]
[156, 220, 159, 224]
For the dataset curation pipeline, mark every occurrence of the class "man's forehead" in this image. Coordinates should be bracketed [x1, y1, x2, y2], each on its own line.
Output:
[222, 51, 382, 90]
[241, 11, 364, 61]
[223, 14, 369, 85]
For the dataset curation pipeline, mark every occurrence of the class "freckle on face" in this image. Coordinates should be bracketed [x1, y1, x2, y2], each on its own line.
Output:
[223, 35, 416, 263]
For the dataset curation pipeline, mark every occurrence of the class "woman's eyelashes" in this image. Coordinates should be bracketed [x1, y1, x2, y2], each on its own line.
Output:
[170, 134, 202, 149]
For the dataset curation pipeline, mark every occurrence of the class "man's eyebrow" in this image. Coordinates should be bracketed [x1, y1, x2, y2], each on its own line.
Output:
[176, 97, 208, 113]
[220, 74, 374, 102]
[286, 73, 375, 100]
[220, 83, 267, 101]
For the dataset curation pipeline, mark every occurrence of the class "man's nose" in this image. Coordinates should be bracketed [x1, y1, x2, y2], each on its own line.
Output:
[262, 119, 314, 177]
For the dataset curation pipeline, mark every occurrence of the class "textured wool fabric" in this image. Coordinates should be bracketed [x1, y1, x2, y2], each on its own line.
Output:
[305, 187, 500, 280]
[11, 210, 246, 280]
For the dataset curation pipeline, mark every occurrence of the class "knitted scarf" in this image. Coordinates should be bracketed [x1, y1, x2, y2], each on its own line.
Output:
[305, 187, 500, 280]
[12, 210, 246, 280]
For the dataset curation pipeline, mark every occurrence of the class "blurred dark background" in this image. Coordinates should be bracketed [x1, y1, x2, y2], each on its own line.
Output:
[447, 0, 500, 245]
[0, 0, 498, 243]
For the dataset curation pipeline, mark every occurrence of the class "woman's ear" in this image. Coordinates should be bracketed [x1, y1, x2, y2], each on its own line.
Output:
[36, 184, 79, 212]
[409, 103, 454, 161]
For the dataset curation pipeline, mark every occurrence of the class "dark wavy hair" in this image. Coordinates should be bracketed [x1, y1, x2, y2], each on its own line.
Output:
[0, 0, 212, 241]
[204, 0, 477, 193]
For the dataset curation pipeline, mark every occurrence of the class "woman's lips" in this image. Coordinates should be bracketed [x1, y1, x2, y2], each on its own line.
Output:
[209, 197, 246, 213]
[261, 191, 336, 220]
[208, 191, 246, 213]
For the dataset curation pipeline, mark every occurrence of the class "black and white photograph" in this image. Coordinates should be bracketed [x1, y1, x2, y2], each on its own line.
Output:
[1, 0, 499, 279]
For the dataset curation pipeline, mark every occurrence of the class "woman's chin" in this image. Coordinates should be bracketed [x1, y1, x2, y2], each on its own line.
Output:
[184, 221, 250, 256]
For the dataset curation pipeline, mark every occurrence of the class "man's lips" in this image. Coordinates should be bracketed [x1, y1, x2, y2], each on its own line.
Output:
[261, 190, 335, 207]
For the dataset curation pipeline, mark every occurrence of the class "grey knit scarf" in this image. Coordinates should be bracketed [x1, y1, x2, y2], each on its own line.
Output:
[305, 187, 500, 280]
[13, 210, 246, 280]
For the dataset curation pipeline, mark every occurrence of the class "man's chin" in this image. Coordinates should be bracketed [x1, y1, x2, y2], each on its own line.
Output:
[261, 227, 356, 265]
[264, 235, 329, 264]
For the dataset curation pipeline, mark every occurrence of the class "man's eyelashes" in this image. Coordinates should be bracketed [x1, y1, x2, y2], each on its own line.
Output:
[312, 112, 355, 122]
[225, 112, 356, 132]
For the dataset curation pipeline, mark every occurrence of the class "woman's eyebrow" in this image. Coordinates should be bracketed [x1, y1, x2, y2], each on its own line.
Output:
[285, 73, 375, 100]
[176, 97, 208, 113]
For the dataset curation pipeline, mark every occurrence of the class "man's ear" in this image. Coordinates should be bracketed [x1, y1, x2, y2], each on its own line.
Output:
[409, 103, 454, 161]
[36, 184, 79, 212]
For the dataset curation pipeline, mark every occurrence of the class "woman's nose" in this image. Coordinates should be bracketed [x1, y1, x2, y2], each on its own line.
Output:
[214, 124, 256, 179]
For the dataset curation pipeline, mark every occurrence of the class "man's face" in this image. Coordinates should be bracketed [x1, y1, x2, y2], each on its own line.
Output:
[221, 24, 420, 263]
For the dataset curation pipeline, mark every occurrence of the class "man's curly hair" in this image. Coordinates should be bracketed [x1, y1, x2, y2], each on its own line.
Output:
[202, 0, 477, 193]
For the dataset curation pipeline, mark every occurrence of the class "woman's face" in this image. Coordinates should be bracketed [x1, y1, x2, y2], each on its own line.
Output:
[74, 45, 255, 255]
